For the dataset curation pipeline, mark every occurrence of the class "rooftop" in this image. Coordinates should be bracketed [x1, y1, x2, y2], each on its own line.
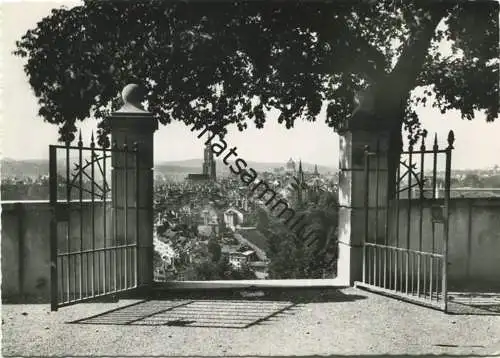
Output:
[237, 228, 269, 253]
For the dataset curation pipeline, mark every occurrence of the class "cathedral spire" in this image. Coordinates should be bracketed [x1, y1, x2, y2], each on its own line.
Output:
[298, 159, 304, 183]
[295, 159, 305, 207]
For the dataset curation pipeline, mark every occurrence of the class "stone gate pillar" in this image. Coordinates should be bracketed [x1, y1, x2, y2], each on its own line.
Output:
[109, 84, 158, 289]
[336, 101, 392, 285]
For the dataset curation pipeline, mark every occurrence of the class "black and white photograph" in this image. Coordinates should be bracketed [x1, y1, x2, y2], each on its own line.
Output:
[1, 0, 500, 356]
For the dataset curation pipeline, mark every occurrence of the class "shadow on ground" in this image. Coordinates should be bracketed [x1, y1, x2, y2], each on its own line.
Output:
[148, 286, 366, 304]
[6, 354, 496, 357]
[447, 291, 500, 316]
[159, 356, 500, 358]
[70, 287, 366, 329]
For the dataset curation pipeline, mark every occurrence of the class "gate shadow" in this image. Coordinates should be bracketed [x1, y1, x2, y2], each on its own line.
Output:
[447, 290, 500, 316]
[148, 286, 367, 304]
[25, 354, 498, 357]
[69, 287, 366, 328]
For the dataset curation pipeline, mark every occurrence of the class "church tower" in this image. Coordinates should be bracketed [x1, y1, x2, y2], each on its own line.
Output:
[298, 160, 305, 183]
[202, 144, 216, 181]
[296, 159, 306, 206]
[314, 164, 319, 176]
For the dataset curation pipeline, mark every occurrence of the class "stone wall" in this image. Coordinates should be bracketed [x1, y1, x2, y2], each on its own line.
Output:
[2, 196, 499, 302]
[390, 198, 500, 287]
[1, 200, 112, 303]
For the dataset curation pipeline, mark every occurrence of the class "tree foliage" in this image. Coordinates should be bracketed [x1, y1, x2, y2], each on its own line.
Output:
[184, 256, 257, 280]
[153, 250, 164, 270]
[14, 0, 498, 144]
[207, 238, 222, 262]
[265, 190, 339, 279]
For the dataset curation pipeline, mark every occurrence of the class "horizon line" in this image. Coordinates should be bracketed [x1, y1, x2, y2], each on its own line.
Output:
[1, 156, 338, 168]
[2, 156, 500, 172]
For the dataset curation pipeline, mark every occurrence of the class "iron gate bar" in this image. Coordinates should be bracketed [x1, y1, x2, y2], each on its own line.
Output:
[406, 143, 413, 295]
[418, 134, 425, 297]
[396, 162, 401, 291]
[430, 255, 434, 299]
[124, 140, 129, 292]
[135, 141, 140, 287]
[423, 252, 427, 298]
[355, 282, 447, 311]
[362, 146, 370, 285]
[65, 143, 70, 303]
[432, 135, 438, 198]
[103, 144, 107, 297]
[375, 141, 380, 245]
[375, 141, 379, 287]
[112, 140, 118, 293]
[90, 137, 94, 297]
[56, 286, 140, 309]
[57, 244, 137, 256]
[384, 144, 391, 289]
[79, 134, 83, 301]
[442, 131, 454, 311]
[364, 243, 444, 258]
[49, 145, 58, 311]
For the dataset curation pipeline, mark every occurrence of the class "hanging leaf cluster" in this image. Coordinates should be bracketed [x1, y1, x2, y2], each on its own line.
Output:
[14, 1, 498, 143]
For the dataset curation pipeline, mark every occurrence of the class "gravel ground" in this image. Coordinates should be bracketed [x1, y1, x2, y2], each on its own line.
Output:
[2, 287, 500, 357]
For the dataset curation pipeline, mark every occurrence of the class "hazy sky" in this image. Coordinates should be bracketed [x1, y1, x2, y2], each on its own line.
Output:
[2, 1, 499, 169]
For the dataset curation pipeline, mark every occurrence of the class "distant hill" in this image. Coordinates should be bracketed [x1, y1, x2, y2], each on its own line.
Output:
[155, 159, 336, 178]
[155, 159, 337, 179]
[1, 158, 336, 180]
[1, 158, 51, 179]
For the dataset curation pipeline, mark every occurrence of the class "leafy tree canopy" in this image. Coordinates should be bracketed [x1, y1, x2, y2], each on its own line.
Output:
[264, 190, 339, 278]
[14, 0, 498, 144]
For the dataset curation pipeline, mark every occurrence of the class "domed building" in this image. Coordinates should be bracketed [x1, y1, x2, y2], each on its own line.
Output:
[285, 158, 296, 173]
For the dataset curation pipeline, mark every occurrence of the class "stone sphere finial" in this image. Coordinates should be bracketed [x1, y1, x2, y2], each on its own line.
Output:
[122, 84, 144, 107]
[354, 88, 374, 113]
[116, 83, 148, 113]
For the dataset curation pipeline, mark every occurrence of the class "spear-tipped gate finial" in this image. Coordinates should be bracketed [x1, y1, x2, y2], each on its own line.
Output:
[420, 130, 427, 151]
[78, 130, 83, 147]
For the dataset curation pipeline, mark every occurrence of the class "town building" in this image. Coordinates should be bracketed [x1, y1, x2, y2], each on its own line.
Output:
[224, 207, 244, 231]
[228, 250, 256, 268]
[285, 158, 296, 173]
[186, 143, 217, 182]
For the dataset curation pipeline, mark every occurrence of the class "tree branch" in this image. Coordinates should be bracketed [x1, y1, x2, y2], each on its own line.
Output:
[366, 3, 452, 125]
[348, 34, 388, 83]
[389, 4, 451, 96]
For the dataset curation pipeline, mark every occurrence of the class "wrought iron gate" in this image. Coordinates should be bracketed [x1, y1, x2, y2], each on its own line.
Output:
[49, 133, 140, 310]
[356, 131, 454, 312]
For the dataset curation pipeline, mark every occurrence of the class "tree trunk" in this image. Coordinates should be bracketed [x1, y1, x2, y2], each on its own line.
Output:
[370, 4, 450, 199]
[387, 118, 403, 201]
[369, 74, 408, 201]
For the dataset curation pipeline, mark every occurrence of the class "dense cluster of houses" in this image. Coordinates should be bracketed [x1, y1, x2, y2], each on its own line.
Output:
[152, 155, 337, 280]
